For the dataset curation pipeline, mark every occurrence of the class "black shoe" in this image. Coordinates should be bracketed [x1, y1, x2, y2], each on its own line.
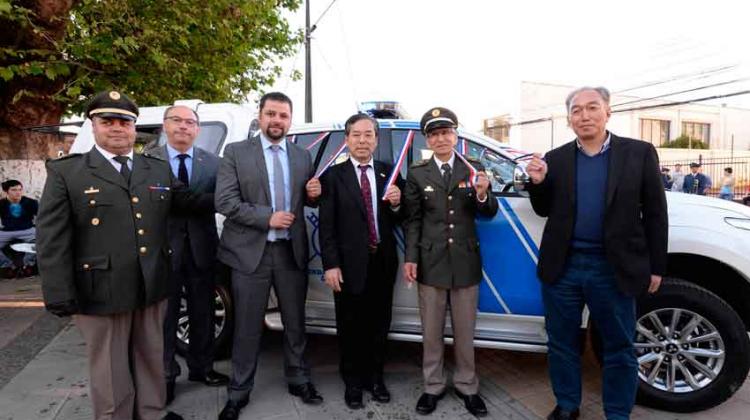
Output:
[455, 389, 488, 417]
[218, 399, 248, 420]
[162, 412, 183, 420]
[547, 406, 580, 420]
[188, 370, 230, 386]
[288, 382, 324, 405]
[364, 382, 390, 403]
[344, 387, 364, 409]
[166, 380, 175, 405]
[415, 391, 445, 415]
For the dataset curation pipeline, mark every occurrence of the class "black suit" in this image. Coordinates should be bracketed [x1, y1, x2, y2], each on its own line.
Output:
[528, 134, 668, 296]
[154, 145, 221, 381]
[319, 160, 404, 387]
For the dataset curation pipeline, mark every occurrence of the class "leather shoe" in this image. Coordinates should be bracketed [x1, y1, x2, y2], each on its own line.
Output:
[166, 380, 175, 405]
[188, 370, 230, 386]
[364, 382, 390, 403]
[344, 387, 364, 409]
[455, 389, 488, 417]
[162, 412, 183, 420]
[218, 398, 248, 420]
[415, 391, 445, 415]
[547, 406, 580, 420]
[288, 382, 324, 405]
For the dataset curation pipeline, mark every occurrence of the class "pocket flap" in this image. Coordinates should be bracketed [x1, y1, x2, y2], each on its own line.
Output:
[418, 242, 433, 251]
[76, 255, 110, 271]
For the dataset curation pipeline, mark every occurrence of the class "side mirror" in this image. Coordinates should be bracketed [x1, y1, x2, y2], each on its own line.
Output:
[513, 165, 530, 197]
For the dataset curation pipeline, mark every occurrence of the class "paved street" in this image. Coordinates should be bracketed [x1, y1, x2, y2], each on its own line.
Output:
[1, 276, 749, 419]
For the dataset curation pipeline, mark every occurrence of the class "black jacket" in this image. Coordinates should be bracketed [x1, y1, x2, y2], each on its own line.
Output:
[319, 160, 405, 294]
[528, 134, 668, 296]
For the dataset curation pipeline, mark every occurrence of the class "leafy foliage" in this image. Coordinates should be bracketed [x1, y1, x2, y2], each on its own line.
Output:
[1, 0, 302, 116]
[662, 134, 709, 149]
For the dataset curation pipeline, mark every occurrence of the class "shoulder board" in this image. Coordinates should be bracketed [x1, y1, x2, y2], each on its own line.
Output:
[46, 153, 82, 163]
[142, 151, 166, 161]
[411, 159, 430, 168]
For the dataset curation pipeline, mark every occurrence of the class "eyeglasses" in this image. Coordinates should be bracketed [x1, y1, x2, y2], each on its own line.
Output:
[164, 116, 198, 127]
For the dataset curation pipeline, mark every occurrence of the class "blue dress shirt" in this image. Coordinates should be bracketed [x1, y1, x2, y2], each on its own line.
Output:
[260, 134, 291, 241]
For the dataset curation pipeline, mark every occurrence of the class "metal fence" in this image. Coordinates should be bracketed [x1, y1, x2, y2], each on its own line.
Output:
[660, 156, 750, 200]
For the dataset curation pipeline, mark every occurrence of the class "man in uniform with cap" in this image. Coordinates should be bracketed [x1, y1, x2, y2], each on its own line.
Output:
[683, 162, 710, 195]
[403, 107, 498, 417]
[37, 90, 209, 420]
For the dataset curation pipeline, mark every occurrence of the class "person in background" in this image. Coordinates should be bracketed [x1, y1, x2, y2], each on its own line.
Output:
[683, 162, 710, 195]
[719, 167, 735, 200]
[670, 163, 685, 193]
[0, 180, 38, 278]
[660, 167, 673, 190]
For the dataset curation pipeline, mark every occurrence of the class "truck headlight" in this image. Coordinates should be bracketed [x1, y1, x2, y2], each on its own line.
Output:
[725, 217, 750, 231]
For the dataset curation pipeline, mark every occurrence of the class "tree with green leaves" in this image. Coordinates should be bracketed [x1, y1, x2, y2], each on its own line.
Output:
[0, 0, 302, 159]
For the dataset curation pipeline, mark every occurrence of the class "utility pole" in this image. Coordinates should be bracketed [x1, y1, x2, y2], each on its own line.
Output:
[305, 0, 313, 123]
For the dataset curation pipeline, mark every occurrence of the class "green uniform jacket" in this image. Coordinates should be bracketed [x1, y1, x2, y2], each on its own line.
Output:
[38, 148, 207, 315]
[404, 156, 499, 289]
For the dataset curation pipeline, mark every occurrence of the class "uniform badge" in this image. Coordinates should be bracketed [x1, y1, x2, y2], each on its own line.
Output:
[109, 91, 121, 100]
[91, 217, 100, 226]
[431, 109, 440, 117]
[84, 187, 100, 194]
[379, 172, 386, 178]
[424, 185, 434, 192]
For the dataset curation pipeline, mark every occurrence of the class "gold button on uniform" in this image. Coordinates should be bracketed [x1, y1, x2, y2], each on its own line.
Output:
[139, 246, 147, 254]
[449, 224, 455, 229]
[89, 200, 96, 206]
[82, 263, 90, 270]
[448, 238, 454, 244]
[91, 217, 100, 226]
[449, 210, 455, 215]
[138, 229, 145, 235]
[131, 196, 139, 204]
[135, 212, 142, 219]
[448, 196, 453, 201]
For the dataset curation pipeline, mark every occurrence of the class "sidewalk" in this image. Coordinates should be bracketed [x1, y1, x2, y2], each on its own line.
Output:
[0, 323, 539, 420]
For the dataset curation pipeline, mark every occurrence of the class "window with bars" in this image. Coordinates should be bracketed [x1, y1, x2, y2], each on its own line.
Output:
[640, 119, 670, 146]
[682, 121, 711, 146]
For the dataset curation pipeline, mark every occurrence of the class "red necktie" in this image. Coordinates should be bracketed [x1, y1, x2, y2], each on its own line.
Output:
[359, 165, 378, 247]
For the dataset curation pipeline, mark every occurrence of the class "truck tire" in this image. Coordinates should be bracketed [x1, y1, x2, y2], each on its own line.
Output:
[176, 280, 234, 360]
[590, 278, 750, 412]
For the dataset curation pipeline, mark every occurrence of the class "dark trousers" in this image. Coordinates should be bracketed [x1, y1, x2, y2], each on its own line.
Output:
[163, 238, 215, 381]
[228, 240, 310, 402]
[542, 249, 638, 420]
[333, 247, 395, 388]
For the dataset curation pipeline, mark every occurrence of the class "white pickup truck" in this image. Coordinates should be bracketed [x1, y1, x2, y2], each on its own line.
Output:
[70, 100, 750, 413]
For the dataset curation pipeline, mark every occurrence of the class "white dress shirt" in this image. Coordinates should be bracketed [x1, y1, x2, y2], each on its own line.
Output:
[95, 144, 133, 172]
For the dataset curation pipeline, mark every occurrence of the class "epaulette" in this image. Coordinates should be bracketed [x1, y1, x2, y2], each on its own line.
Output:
[410, 159, 430, 168]
[142, 151, 166, 161]
[46, 153, 82, 163]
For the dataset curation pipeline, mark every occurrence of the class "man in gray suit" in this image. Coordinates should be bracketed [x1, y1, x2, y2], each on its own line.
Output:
[215, 92, 322, 420]
[154, 105, 228, 405]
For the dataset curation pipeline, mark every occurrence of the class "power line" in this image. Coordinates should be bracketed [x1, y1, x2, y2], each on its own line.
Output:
[612, 64, 738, 94]
[312, 0, 339, 30]
[611, 77, 750, 107]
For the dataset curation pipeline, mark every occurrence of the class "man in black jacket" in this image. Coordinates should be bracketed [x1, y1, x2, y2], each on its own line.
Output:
[526, 87, 668, 420]
[153, 105, 227, 404]
[0, 180, 38, 278]
[318, 113, 404, 409]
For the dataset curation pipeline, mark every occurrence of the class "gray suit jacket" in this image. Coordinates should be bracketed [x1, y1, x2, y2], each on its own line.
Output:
[153, 145, 220, 272]
[215, 136, 317, 274]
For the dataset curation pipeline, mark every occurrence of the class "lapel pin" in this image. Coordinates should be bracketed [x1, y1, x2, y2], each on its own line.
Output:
[424, 185, 434, 192]
[84, 187, 100, 194]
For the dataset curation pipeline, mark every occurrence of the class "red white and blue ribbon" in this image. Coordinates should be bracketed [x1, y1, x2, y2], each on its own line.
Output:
[454, 149, 478, 187]
[459, 138, 468, 155]
[381, 130, 414, 201]
[306, 131, 330, 150]
[315, 142, 348, 178]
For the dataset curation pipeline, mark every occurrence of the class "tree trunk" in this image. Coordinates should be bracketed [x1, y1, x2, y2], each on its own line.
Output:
[0, 0, 78, 160]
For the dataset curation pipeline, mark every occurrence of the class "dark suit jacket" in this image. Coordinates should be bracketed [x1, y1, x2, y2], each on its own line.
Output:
[215, 136, 317, 274]
[319, 160, 405, 294]
[682, 173, 710, 195]
[528, 134, 668, 296]
[404, 156, 499, 289]
[153, 145, 220, 271]
[38, 147, 207, 315]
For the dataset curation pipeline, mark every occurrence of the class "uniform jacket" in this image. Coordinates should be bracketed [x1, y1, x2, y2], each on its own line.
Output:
[527, 134, 668, 296]
[152, 145, 220, 272]
[215, 136, 317, 274]
[404, 156, 498, 289]
[38, 147, 211, 315]
[682, 172, 711, 195]
[318, 160, 405, 294]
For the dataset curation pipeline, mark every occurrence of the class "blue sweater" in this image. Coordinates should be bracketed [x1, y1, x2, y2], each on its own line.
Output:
[572, 148, 609, 248]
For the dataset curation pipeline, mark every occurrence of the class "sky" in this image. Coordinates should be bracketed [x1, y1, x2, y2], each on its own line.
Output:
[264, 0, 750, 131]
